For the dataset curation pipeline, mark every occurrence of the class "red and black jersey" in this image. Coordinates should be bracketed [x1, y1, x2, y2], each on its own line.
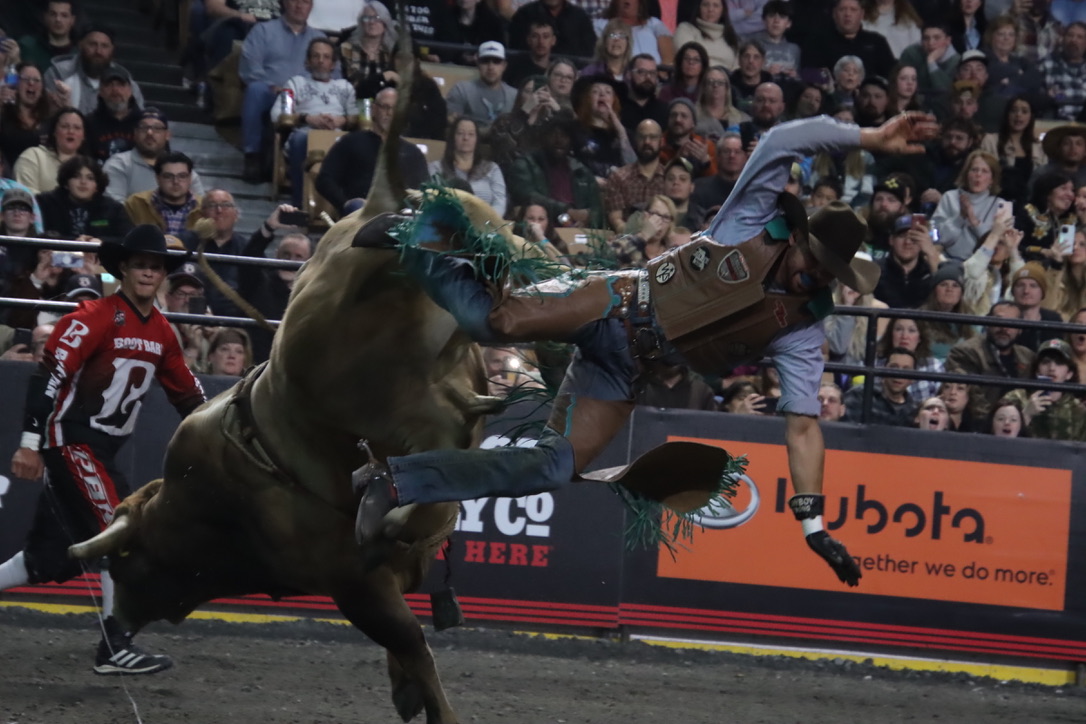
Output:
[22, 292, 206, 449]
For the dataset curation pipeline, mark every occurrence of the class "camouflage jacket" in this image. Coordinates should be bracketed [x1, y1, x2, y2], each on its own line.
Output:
[1007, 388, 1086, 442]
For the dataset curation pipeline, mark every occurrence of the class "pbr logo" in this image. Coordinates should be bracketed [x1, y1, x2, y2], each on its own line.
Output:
[717, 249, 749, 283]
[688, 474, 761, 529]
[690, 247, 710, 271]
[655, 261, 677, 284]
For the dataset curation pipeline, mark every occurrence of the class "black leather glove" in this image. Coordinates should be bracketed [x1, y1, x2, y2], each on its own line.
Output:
[805, 530, 862, 587]
[789, 494, 861, 587]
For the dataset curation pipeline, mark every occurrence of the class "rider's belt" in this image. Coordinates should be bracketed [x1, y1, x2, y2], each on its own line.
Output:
[609, 270, 665, 360]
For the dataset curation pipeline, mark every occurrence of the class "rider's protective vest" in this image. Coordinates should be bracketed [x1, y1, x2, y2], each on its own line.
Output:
[645, 224, 825, 374]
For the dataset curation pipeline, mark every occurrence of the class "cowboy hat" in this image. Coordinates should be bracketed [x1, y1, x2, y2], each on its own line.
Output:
[779, 194, 880, 294]
[1042, 123, 1086, 160]
[98, 224, 187, 278]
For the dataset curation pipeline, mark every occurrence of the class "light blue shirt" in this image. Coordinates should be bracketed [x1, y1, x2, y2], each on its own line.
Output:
[239, 17, 327, 86]
[1051, 0, 1086, 26]
[706, 116, 863, 416]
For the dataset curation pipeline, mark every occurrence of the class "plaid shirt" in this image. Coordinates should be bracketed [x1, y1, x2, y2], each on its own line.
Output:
[1015, 13, 1061, 66]
[603, 162, 665, 218]
[151, 191, 199, 235]
[573, 0, 610, 21]
[1041, 53, 1086, 119]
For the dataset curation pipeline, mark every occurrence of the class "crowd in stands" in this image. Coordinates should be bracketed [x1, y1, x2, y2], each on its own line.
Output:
[6, 0, 1086, 441]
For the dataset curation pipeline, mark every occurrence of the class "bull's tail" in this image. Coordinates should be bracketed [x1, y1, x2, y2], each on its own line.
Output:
[361, 1, 417, 219]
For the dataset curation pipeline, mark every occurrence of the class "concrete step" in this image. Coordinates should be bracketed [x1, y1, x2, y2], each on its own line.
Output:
[150, 100, 211, 125]
[142, 81, 198, 106]
[199, 172, 275, 200]
[125, 59, 185, 87]
[171, 121, 233, 141]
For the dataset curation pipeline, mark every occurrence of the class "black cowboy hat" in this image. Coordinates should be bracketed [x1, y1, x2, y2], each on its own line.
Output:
[570, 74, 627, 114]
[98, 224, 187, 278]
[778, 193, 879, 295]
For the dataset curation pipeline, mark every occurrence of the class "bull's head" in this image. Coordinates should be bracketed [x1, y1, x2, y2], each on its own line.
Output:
[69, 480, 251, 631]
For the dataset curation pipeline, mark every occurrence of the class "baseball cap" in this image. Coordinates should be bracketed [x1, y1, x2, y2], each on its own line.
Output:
[1, 187, 33, 211]
[874, 176, 907, 204]
[101, 65, 132, 84]
[137, 106, 169, 128]
[891, 214, 914, 235]
[1036, 338, 1073, 365]
[860, 75, 889, 92]
[478, 41, 505, 60]
[961, 49, 988, 65]
[167, 261, 204, 289]
[63, 273, 103, 300]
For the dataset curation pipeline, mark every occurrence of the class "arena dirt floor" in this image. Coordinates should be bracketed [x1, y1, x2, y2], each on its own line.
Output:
[0, 606, 1083, 724]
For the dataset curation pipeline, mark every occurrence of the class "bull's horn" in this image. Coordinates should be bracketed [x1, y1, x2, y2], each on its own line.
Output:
[69, 515, 132, 559]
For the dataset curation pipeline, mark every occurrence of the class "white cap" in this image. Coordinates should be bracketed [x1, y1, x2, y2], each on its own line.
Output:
[478, 41, 506, 60]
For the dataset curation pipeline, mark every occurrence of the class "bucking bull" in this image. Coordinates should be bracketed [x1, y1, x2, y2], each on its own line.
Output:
[64, 67, 543, 724]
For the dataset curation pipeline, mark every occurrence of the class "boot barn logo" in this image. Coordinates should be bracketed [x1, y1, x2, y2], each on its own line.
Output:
[659, 438, 1073, 612]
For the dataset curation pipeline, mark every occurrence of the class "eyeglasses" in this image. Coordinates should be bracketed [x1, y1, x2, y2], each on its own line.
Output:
[707, 79, 728, 87]
[3, 206, 32, 214]
[204, 202, 236, 211]
[138, 124, 167, 132]
[607, 32, 627, 40]
[359, 15, 383, 22]
[170, 290, 204, 301]
[372, 102, 394, 112]
[159, 172, 191, 182]
[646, 209, 673, 221]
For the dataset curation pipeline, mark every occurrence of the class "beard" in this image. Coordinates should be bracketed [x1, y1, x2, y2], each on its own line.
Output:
[868, 207, 899, 236]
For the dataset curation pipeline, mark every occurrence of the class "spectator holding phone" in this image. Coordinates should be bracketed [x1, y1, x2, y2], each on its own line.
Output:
[240, 204, 313, 364]
[2, 247, 70, 329]
[1005, 339, 1086, 441]
[37, 155, 131, 243]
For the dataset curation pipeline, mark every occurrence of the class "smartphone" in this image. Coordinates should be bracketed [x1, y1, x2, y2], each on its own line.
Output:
[12, 327, 32, 348]
[1058, 224, 1076, 256]
[279, 210, 309, 227]
[762, 397, 779, 415]
[911, 213, 927, 229]
[52, 251, 84, 269]
[187, 297, 208, 315]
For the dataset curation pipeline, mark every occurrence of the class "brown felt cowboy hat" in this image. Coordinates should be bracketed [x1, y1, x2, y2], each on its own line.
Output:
[778, 194, 880, 295]
[98, 224, 188, 278]
[1042, 123, 1086, 160]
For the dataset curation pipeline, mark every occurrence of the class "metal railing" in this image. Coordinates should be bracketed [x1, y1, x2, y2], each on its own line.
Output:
[832, 306, 1086, 425]
[3, 234, 1085, 426]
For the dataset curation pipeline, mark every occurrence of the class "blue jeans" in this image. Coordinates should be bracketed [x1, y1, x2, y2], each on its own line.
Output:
[388, 248, 637, 505]
[242, 81, 276, 154]
[285, 127, 310, 207]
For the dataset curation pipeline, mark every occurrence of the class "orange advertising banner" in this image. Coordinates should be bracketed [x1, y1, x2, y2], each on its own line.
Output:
[658, 437, 1073, 611]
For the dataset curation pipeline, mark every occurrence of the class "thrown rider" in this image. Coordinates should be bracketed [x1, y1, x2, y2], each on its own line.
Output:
[355, 112, 940, 586]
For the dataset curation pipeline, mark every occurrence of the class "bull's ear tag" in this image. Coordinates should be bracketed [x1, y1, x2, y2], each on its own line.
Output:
[430, 588, 465, 631]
